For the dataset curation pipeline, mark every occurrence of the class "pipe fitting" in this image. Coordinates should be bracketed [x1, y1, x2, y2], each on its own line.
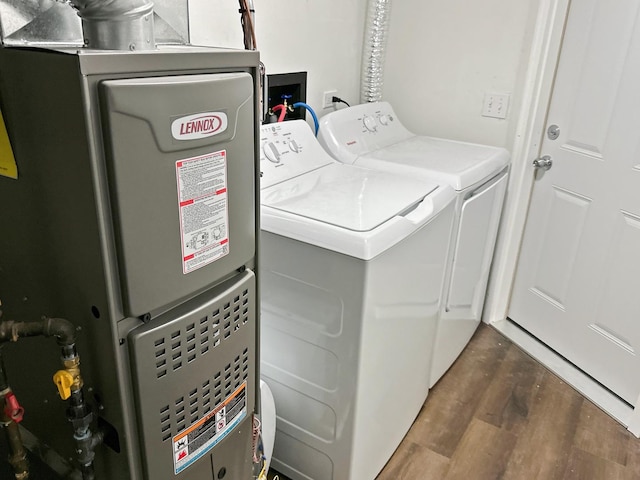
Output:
[0, 316, 97, 479]
[54, 356, 84, 400]
[1, 390, 29, 479]
[42, 317, 77, 347]
[75, 429, 104, 466]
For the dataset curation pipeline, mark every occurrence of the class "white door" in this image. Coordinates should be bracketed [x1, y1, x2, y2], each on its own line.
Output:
[509, 0, 640, 404]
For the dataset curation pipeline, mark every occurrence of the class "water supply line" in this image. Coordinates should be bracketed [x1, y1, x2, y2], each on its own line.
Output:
[292, 103, 319, 135]
[271, 104, 287, 123]
[68, 0, 155, 50]
[0, 315, 103, 480]
[0, 346, 28, 480]
[360, 0, 393, 103]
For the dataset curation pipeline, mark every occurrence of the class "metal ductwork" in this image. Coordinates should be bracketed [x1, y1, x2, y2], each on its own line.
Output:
[0, 0, 189, 48]
[69, 0, 154, 50]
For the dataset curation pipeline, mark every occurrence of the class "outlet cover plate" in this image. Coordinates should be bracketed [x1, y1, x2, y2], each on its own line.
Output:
[482, 92, 510, 119]
[323, 90, 337, 109]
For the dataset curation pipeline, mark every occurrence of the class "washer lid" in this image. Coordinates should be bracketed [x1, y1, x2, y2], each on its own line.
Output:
[261, 163, 454, 260]
[262, 163, 437, 231]
[360, 136, 510, 191]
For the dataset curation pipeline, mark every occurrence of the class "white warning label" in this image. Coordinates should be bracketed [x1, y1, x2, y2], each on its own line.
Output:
[176, 150, 230, 274]
[173, 383, 247, 475]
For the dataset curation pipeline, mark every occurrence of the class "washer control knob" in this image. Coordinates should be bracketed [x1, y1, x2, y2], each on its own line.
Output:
[264, 142, 281, 163]
[363, 115, 377, 132]
[378, 114, 391, 126]
[289, 139, 300, 153]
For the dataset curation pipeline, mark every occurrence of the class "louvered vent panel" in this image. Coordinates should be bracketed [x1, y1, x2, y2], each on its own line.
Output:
[153, 288, 251, 378]
[158, 347, 250, 442]
[129, 270, 256, 473]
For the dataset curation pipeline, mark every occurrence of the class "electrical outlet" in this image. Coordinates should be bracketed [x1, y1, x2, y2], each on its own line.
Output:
[323, 90, 338, 109]
[482, 92, 510, 119]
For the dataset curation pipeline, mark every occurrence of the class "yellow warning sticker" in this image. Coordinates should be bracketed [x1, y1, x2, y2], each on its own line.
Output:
[0, 108, 17, 179]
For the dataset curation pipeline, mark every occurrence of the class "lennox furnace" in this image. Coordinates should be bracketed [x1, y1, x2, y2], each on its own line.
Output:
[0, 1, 261, 479]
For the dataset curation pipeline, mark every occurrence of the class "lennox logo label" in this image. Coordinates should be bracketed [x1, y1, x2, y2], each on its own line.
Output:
[172, 112, 228, 140]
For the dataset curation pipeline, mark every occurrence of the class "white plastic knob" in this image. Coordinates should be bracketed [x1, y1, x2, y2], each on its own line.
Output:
[264, 142, 280, 163]
[363, 115, 377, 132]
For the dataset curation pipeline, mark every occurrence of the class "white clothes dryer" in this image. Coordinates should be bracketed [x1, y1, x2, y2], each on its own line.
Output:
[318, 102, 510, 387]
[259, 120, 455, 480]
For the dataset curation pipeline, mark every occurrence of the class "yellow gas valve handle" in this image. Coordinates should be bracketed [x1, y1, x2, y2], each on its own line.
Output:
[53, 370, 74, 400]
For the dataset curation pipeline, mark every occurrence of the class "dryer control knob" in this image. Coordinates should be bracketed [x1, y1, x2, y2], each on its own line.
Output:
[264, 142, 281, 163]
[289, 139, 301, 153]
[378, 114, 391, 126]
[363, 115, 377, 132]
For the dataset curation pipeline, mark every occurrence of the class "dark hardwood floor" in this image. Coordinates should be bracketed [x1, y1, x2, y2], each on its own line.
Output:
[269, 324, 640, 480]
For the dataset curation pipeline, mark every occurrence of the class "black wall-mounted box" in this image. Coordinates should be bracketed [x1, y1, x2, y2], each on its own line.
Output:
[266, 71, 307, 122]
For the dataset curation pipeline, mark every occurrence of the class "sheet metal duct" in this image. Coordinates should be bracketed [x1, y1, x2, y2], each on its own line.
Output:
[69, 0, 155, 50]
[0, 0, 189, 47]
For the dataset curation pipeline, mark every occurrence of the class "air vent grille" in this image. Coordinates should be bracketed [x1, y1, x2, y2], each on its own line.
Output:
[159, 347, 250, 442]
[153, 289, 250, 379]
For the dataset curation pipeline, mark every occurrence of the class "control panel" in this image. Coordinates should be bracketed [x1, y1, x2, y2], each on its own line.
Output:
[317, 101, 414, 164]
[361, 111, 395, 132]
[260, 120, 334, 189]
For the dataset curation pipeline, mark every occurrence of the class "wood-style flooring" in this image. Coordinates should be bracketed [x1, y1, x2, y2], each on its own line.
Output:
[269, 324, 640, 480]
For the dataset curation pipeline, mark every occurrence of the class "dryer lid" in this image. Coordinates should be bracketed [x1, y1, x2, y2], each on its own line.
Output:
[361, 136, 510, 191]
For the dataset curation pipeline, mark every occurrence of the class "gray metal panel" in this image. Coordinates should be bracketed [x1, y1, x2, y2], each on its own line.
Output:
[153, 0, 190, 45]
[76, 46, 260, 76]
[128, 270, 256, 480]
[100, 72, 256, 316]
[0, 46, 143, 478]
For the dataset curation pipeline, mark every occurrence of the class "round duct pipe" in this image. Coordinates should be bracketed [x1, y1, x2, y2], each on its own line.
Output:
[360, 0, 392, 103]
[70, 0, 155, 50]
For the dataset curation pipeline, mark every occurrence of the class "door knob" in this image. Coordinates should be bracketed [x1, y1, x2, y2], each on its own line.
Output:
[533, 155, 553, 170]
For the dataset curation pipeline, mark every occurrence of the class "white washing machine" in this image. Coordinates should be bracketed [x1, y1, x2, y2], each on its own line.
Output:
[259, 120, 455, 480]
[318, 102, 510, 387]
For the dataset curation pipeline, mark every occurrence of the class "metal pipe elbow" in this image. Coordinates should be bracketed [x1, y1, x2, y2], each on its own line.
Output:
[42, 317, 77, 346]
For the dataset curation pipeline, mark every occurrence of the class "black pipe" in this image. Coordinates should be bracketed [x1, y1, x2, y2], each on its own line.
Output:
[79, 463, 95, 480]
[0, 317, 76, 347]
[4, 420, 28, 479]
[75, 429, 104, 480]
[0, 317, 102, 479]
[0, 320, 43, 342]
[0, 347, 9, 391]
[66, 389, 102, 480]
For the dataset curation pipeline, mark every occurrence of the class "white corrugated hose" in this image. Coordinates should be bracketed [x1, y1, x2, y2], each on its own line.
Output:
[360, 0, 393, 103]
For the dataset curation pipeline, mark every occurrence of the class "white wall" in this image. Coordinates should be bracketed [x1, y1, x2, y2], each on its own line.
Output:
[188, 0, 540, 321]
[382, 0, 536, 149]
[188, 0, 367, 121]
[188, 1, 537, 149]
